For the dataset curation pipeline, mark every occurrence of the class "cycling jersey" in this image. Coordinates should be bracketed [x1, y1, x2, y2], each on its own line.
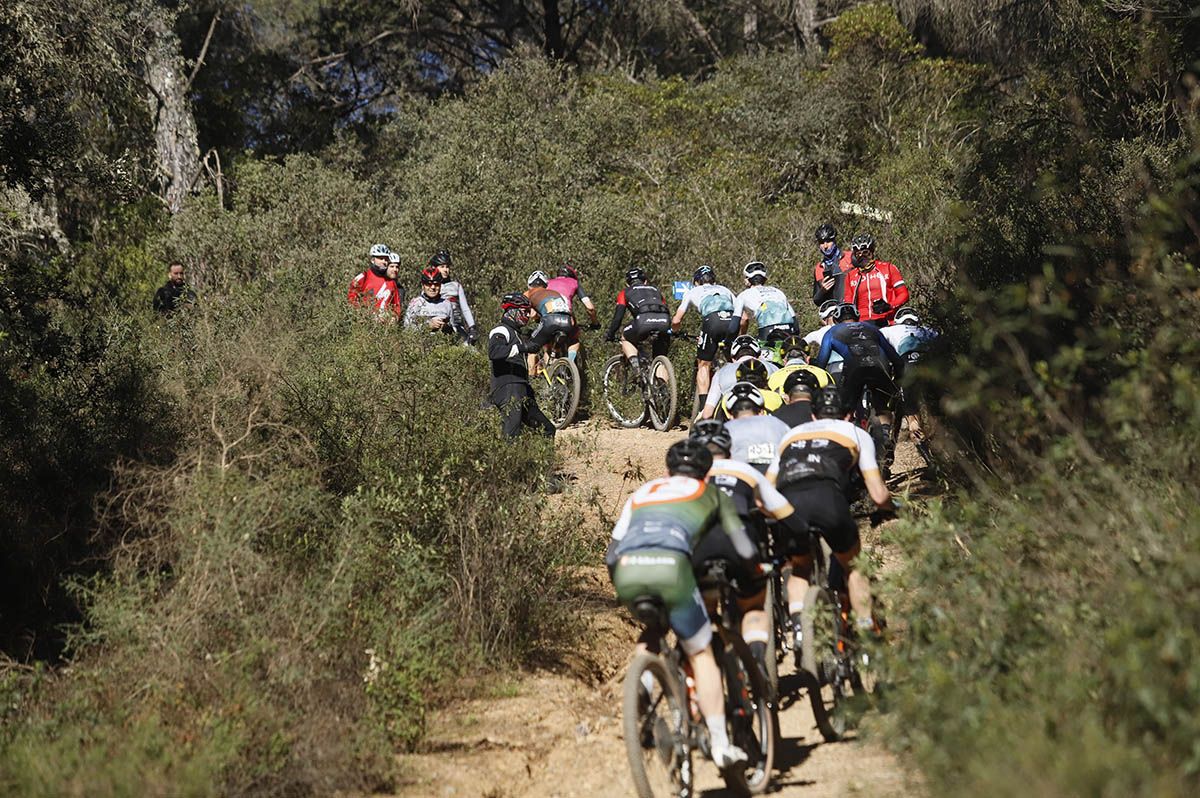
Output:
[703, 357, 779, 413]
[440, 279, 476, 329]
[525, 286, 572, 317]
[707, 458, 793, 521]
[719, 387, 784, 416]
[815, 321, 903, 375]
[881, 323, 940, 361]
[736, 285, 796, 330]
[487, 321, 554, 437]
[768, 418, 880, 492]
[609, 476, 753, 562]
[678, 284, 737, 318]
[767, 363, 834, 394]
[404, 294, 458, 331]
[844, 260, 909, 324]
[726, 414, 791, 473]
[349, 266, 404, 319]
[771, 398, 812, 428]
[546, 276, 589, 311]
[605, 284, 670, 342]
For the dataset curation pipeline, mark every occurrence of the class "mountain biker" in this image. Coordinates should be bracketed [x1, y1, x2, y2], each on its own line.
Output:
[546, 263, 599, 338]
[772, 369, 821, 427]
[718, 360, 784, 417]
[736, 261, 798, 351]
[844, 233, 909, 326]
[487, 293, 555, 438]
[804, 300, 843, 376]
[881, 306, 941, 460]
[815, 303, 906, 462]
[524, 270, 577, 370]
[699, 336, 778, 420]
[689, 420, 796, 670]
[606, 439, 757, 769]
[404, 267, 460, 335]
[723, 382, 790, 474]
[349, 244, 404, 320]
[766, 335, 834, 396]
[812, 223, 852, 307]
[604, 267, 672, 376]
[671, 265, 740, 413]
[767, 388, 897, 644]
[429, 250, 478, 344]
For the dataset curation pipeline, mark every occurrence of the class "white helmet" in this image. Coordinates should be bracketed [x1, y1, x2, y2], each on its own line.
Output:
[743, 261, 767, 282]
[387, 252, 401, 265]
[894, 306, 920, 325]
[527, 270, 550, 287]
[370, 244, 391, 258]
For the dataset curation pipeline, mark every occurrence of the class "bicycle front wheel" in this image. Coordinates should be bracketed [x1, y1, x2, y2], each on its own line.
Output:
[603, 355, 647, 428]
[647, 355, 678, 432]
[538, 357, 581, 429]
[622, 653, 692, 798]
[720, 633, 775, 795]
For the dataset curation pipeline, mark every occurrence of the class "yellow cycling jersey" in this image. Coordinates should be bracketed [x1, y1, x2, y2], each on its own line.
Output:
[721, 388, 785, 416]
[768, 363, 834, 393]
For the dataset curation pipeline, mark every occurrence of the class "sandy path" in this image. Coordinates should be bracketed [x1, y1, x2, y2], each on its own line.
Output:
[392, 422, 925, 798]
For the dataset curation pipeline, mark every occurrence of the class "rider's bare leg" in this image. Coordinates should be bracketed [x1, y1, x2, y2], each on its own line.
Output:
[695, 359, 713, 394]
[833, 543, 873, 626]
[620, 339, 639, 370]
[786, 554, 812, 618]
[527, 352, 539, 377]
[567, 341, 581, 363]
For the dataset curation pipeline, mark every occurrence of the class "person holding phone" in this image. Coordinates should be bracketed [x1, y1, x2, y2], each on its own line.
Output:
[812, 222, 851, 306]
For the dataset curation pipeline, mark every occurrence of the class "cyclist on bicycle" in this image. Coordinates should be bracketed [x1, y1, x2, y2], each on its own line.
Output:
[767, 388, 897, 642]
[722, 381, 789, 473]
[606, 440, 759, 769]
[882, 306, 941, 461]
[699, 336, 778, 420]
[843, 233, 909, 327]
[773, 369, 821, 427]
[816, 302, 905, 462]
[429, 250, 479, 344]
[404, 267, 461, 335]
[349, 244, 404, 320]
[604, 267, 672, 376]
[736, 261, 798, 356]
[689, 420, 796, 670]
[525, 271, 578, 372]
[805, 300, 844, 377]
[546, 263, 599, 338]
[487, 293, 555, 438]
[671, 264, 739, 414]
[767, 335, 835, 396]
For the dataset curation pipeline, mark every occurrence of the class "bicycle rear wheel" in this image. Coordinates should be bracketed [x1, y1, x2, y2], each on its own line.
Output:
[720, 633, 774, 795]
[623, 653, 692, 798]
[800, 584, 843, 742]
[538, 357, 581, 429]
[603, 355, 647, 428]
[647, 355, 678, 431]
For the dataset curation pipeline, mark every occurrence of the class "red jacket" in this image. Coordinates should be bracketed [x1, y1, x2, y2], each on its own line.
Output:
[842, 260, 909, 324]
[349, 268, 404, 319]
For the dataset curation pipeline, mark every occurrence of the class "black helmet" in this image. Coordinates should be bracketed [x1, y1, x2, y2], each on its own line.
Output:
[730, 335, 761, 359]
[781, 334, 807, 359]
[834, 303, 860, 322]
[429, 249, 452, 267]
[735, 359, 770, 388]
[689, 419, 732, 456]
[693, 265, 716, 285]
[783, 369, 820, 396]
[626, 267, 647, 286]
[813, 387, 847, 419]
[850, 233, 875, 253]
[814, 223, 837, 244]
[726, 382, 766, 414]
[819, 299, 840, 321]
[558, 263, 578, 279]
[666, 439, 713, 479]
[420, 266, 443, 286]
[501, 292, 532, 311]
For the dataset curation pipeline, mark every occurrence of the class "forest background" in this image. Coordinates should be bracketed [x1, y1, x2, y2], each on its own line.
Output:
[2, 1, 1199, 795]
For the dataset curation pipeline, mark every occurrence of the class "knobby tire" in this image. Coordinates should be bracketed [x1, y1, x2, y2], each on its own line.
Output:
[720, 631, 775, 795]
[647, 355, 678, 432]
[623, 653, 692, 798]
[603, 355, 646, 428]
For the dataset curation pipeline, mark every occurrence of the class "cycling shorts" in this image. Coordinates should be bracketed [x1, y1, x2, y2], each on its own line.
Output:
[766, 511, 814, 560]
[778, 481, 859, 555]
[840, 362, 899, 416]
[612, 548, 712, 655]
[758, 322, 797, 344]
[696, 311, 739, 362]
[622, 312, 672, 356]
[691, 527, 764, 600]
[539, 312, 578, 346]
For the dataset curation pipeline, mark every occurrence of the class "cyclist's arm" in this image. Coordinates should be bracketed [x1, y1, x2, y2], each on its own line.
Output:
[752, 472, 794, 520]
[604, 299, 627, 340]
[875, 327, 905, 372]
[670, 291, 692, 330]
[348, 273, 364, 304]
[457, 287, 476, 328]
[888, 264, 910, 308]
[815, 327, 845, 368]
[857, 430, 891, 508]
[403, 298, 421, 327]
[579, 293, 598, 324]
[605, 498, 635, 572]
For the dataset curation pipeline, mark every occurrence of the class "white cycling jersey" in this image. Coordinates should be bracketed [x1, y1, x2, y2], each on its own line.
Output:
[881, 323, 939, 357]
[703, 356, 780, 411]
[726, 414, 791, 473]
[736, 285, 796, 329]
[804, 326, 842, 367]
[678, 284, 737, 318]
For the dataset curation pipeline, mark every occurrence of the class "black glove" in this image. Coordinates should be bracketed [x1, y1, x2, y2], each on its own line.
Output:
[588, 321, 601, 331]
[871, 298, 892, 315]
[466, 326, 479, 345]
[604, 333, 617, 343]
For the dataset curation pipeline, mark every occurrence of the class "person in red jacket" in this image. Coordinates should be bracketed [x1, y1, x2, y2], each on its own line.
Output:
[348, 243, 404, 320]
[843, 233, 909, 326]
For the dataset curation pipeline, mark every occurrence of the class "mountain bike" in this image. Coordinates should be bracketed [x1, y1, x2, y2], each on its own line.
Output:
[532, 329, 582, 429]
[675, 333, 729, 423]
[621, 559, 774, 797]
[797, 528, 879, 742]
[602, 332, 677, 431]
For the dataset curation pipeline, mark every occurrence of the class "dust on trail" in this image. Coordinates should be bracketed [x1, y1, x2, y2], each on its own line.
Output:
[391, 422, 925, 798]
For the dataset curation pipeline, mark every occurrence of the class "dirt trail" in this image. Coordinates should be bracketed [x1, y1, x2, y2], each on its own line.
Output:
[392, 423, 924, 798]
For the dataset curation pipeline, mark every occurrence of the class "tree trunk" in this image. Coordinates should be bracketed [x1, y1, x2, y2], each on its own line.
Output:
[145, 11, 201, 214]
[743, 8, 759, 52]
[542, 0, 565, 59]
[795, 0, 820, 53]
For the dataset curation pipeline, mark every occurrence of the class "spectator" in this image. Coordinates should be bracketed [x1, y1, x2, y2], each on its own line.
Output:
[812, 223, 851, 307]
[428, 250, 478, 344]
[153, 262, 197, 314]
[843, 233, 909, 326]
[348, 244, 403, 320]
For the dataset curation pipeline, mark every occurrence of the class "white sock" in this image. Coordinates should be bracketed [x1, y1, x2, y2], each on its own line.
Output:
[705, 714, 730, 750]
[640, 671, 656, 695]
[788, 601, 804, 615]
[856, 616, 875, 630]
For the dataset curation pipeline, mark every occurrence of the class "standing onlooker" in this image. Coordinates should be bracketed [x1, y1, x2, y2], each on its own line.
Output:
[812, 223, 851, 307]
[428, 250, 478, 344]
[843, 233, 909, 326]
[153, 262, 197, 314]
[348, 244, 403, 320]
[487, 293, 555, 438]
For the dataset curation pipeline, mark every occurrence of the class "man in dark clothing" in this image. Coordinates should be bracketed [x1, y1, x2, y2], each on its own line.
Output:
[604, 267, 672, 373]
[772, 369, 819, 428]
[153, 262, 197, 314]
[487, 292, 555, 438]
[812, 223, 851, 307]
